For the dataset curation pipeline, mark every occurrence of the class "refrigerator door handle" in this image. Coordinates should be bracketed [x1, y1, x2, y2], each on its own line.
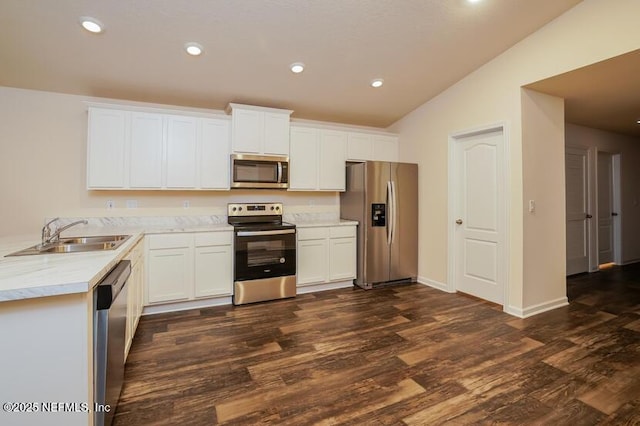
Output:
[390, 181, 397, 244]
[386, 181, 392, 245]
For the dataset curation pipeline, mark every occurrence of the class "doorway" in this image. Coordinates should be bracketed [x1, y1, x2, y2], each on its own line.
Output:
[448, 125, 508, 306]
[565, 147, 621, 275]
[597, 151, 622, 268]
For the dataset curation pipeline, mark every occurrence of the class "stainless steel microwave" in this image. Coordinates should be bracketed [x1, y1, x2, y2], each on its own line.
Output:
[231, 154, 289, 189]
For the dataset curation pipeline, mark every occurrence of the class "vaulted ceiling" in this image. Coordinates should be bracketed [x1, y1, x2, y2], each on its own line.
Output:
[0, 0, 584, 128]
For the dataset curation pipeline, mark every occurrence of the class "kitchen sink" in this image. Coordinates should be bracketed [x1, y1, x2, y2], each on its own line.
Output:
[5, 235, 131, 257]
[59, 235, 130, 245]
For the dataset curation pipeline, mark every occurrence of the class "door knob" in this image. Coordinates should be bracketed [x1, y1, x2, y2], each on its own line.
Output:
[586, 214, 593, 219]
[456, 219, 463, 225]
[612, 212, 619, 216]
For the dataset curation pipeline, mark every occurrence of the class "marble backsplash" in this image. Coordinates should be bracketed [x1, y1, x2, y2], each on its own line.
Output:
[48, 209, 342, 229]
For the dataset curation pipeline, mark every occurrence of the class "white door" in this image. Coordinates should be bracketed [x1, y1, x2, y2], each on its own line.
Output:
[565, 147, 591, 275]
[452, 129, 505, 304]
[597, 152, 614, 264]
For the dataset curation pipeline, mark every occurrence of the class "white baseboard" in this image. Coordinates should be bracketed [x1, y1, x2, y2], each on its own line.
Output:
[506, 297, 569, 318]
[620, 258, 640, 266]
[296, 280, 354, 294]
[142, 296, 232, 315]
[417, 276, 453, 293]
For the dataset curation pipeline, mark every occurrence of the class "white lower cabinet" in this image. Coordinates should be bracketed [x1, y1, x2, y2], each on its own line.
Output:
[146, 231, 233, 305]
[124, 238, 145, 358]
[194, 233, 234, 298]
[297, 225, 357, 286]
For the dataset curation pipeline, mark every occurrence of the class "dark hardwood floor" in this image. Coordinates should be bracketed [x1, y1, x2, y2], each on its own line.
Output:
[115, 265, 640, 425]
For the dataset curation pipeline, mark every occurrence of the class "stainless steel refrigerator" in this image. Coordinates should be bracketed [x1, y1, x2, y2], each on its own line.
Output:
[340, 161, 418, 289]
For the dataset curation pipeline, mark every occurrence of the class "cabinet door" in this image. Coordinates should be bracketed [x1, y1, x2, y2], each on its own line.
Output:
[347, 132, 373, 161]
[166, 115, 198, 188]
[263, 112, 290, 155]
[87, 108, 127, 188]
[194, 245, 232, 297]
[147, 247, 192, 303]
[329, 237, 356, 281]
[372, 135, 398, 162]
[319, 130, 347, 191]
[200, 118, 230, 189]
[289, 127, 318, 190]
[130, 112, 164, 188]
[297, 239, 327, 285]
[232, 108, 262, 154]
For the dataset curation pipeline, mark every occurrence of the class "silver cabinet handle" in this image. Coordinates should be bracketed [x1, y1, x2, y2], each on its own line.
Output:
[586, 214, 593, 219]
[456, 219, 463, 225]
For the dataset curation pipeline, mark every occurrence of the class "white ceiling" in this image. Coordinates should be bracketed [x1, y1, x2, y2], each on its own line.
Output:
[526, 49, 640, 138]
[0, 0, 583, 128]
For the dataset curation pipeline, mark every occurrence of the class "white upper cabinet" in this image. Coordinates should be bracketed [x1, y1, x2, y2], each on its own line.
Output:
[346, 132, 373, 162]
[290, 125, 347, 191]
[318, 130, 347, 191]
[199, 118, 230, 189]
[87, 106, 230, 190]
[87, 108, 127, 188]
[227, 103, 293, 156]
[166, 114, 198, 188]
[129, 112, 164, 188]
[346, 131, 398, 162]
[372, 135, 399, 162]
[289, 126, 319, 190]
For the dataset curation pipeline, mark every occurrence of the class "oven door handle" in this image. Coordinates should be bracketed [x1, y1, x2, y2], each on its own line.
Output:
[236, 229, 296, 237]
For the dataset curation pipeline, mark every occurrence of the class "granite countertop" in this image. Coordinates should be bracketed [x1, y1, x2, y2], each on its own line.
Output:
[0, 218, 233, 303]
[0, 213, 357, 303]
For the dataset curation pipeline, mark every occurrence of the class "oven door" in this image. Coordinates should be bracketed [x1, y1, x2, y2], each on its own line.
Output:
[234, 228, 296, 281]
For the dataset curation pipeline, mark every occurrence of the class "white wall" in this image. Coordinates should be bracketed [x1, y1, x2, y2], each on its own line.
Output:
[0, 87, 339, 237]
[391, 0, 640, 314]
[566, 123, 640, 264]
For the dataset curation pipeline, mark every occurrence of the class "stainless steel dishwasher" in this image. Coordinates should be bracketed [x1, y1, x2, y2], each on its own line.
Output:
[94, 260, 130, 426]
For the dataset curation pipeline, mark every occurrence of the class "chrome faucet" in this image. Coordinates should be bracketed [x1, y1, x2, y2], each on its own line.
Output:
[41, 218, 88, 246]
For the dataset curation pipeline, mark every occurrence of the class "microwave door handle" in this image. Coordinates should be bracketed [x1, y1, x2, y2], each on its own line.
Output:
[277, 162, 283, 184]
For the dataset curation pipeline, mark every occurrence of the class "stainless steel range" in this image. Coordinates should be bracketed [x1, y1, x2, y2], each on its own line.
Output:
[228, 202, 296, 305]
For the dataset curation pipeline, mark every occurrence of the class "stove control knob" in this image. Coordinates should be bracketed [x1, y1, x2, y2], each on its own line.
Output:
[270, 206, 275, 211]
[275, 206, 280, 211]
[238, 207, 243, 211]
[232, 207, 237, 212]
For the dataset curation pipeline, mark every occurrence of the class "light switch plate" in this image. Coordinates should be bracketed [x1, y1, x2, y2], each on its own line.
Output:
[529, 200, 535, 213]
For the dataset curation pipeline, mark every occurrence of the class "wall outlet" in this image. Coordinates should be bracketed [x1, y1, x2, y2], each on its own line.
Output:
[183, 200, 190, 208]
[106, 200, 114, 209]
[126, 199, 138, 209]
[528, 200, 535, 213]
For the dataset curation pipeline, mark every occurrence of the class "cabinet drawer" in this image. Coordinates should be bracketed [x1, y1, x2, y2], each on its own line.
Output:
[297, 227, 329, 240]
[147, 234, 191, 250]
[330, 226, 356, 239]
[194, 231, 232, 247]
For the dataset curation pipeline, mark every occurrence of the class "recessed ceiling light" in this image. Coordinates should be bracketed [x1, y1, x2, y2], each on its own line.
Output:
[637, 119, 640, 124]
[370, 78, 384, 88]
[184, 42, 203, 56]
[290, 62, 305, 74]
[467, 0, 482, 3]
[80, 17, 104, 34]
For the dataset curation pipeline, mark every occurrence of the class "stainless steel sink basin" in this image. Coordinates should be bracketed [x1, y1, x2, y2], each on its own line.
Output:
[5, 235, 131, 257]
[59, 235, 130, 245]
